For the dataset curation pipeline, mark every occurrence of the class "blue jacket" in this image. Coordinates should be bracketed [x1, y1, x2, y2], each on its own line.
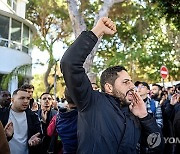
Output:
[60, 31, 163, 154]
[56, 108, 78, 154]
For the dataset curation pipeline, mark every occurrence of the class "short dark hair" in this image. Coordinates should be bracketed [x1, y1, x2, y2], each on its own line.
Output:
[12, 88, 27, 96]
[161, 90, 168, 98]
[175, 83, 180, 91]
[64, 87, 75, 104]
[0, 90, 11, 96]
[40, 92, 51, 99]
[100, 66, 127, 92]
[21, 84, 34, 90]
[152, 84, 162, 91]
[138, 82, 150, 90]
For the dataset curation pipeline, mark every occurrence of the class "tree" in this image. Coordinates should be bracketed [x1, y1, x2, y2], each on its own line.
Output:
[1, 64, 32, 90]
[26, 0, 71, 92]
[92, 0, 180, 83]
[66, 0, 125, 73]
[31, 68, 65, 100]
[151, 0, 180, 30]
[4, 0, 178, 91]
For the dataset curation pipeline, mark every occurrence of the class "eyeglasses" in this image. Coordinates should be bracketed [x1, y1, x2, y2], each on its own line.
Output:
[42, 97, 52, 100]
[137, 85, 145, 89]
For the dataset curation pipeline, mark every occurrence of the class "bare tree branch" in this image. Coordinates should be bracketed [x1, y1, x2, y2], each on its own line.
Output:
[67, 0, 125, 73]
[66, 0, 87, 38]
[84, 0, 125, 73]
[94, 0, 125, 26]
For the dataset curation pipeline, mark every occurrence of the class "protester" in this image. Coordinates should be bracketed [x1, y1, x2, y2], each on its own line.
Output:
[0, 90, 11, 108]
[52, 95, 59, 111]
[60, 17, 163, 153]
[56, 87, 78, 154]
[47, 88, 78, 154]
[167, 86, 175, 100]
[47, 115, 63, 154]
[31, 101, 39, 112]
[173, 83, 180, 153]
[159, 90, 168, 106]
[37, 92, 57, 154]
[0, 88, 42, 154]
[21, 84, 35, 109]
[137, 81, 163, 128]
[151, 84, 162, 102]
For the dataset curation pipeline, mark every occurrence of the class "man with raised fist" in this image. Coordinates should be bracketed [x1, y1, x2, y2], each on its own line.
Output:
[61, 17, 163, 154]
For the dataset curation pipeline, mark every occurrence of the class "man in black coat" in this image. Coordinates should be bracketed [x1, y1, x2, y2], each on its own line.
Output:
[60, 17, 163, 154]
[0, 88, 42, 154]
[37, 92, 57, 154]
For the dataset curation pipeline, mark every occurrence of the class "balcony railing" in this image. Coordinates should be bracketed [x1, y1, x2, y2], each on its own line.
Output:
[0, 38, 29, 54]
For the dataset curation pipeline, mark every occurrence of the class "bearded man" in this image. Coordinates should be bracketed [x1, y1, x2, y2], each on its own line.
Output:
[60, 17, 163, 154]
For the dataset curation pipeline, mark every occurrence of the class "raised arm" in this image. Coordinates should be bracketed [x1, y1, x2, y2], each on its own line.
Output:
[60, 17, 116, 111]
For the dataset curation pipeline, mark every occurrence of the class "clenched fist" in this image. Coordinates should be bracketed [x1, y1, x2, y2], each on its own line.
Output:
[91, 17, 117, 38]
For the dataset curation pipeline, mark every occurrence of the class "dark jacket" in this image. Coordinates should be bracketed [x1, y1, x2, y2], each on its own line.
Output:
[37, 109, 57, 153]
[60, 31, 163, 154]
[164, 102, 180, 154]
[29, 98, 34, 109]
[0, 107, 42, 154]
[56, 108, 78, 154]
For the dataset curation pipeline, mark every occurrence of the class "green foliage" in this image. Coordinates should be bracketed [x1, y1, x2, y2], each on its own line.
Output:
[26, 0, 72, 92]
[31, 74, 46, 99]
[31, 72, 65, 99]
[80, 0, 102, 30]
[150, 0, 180, 30]
[94, 0, 179, 83]
[1, 64, 32, 89]
[25, 0, 179, 87]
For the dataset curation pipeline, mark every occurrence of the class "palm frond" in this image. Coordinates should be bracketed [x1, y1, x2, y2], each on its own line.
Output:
[1, 64, 32, 89]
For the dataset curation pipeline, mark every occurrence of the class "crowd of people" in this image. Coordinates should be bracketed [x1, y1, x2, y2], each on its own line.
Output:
[0, 17, 179, 154]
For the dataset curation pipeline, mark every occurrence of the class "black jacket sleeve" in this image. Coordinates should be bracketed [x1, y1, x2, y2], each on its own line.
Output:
[139, 114, 164, 153]
[60, 31, 98, 111]
[26, 109, 42, 141]
[164, 103, 175, 120]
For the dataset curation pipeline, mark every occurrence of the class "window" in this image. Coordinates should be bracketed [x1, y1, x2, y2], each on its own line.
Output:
[0, 15, 9, 39]
[11, 19, 21, 43]
[22, 24, 29, 53]
[0, 15, 33, 53]
[0, 15, 10, 47]
[7, 0, 17, 12]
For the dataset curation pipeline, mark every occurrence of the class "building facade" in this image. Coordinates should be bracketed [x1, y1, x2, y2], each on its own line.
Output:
[0, 0, 35, 93]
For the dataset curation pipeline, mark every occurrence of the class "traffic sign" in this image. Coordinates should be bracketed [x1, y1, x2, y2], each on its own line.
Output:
[160, 66, 168, 79]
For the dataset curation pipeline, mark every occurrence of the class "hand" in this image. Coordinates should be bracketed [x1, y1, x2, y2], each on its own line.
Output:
[28, 132, 41, 146]
[4, 121, 14, 137]
[170, 93, 179, 105]
[159, 95, 166, 105]
[91, 17, 117, 38]
[129, 92, 148, 118]
[41, 110, 48, 123]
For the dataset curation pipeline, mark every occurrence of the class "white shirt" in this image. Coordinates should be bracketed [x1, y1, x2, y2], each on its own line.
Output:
[8, 109, 29, 154]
